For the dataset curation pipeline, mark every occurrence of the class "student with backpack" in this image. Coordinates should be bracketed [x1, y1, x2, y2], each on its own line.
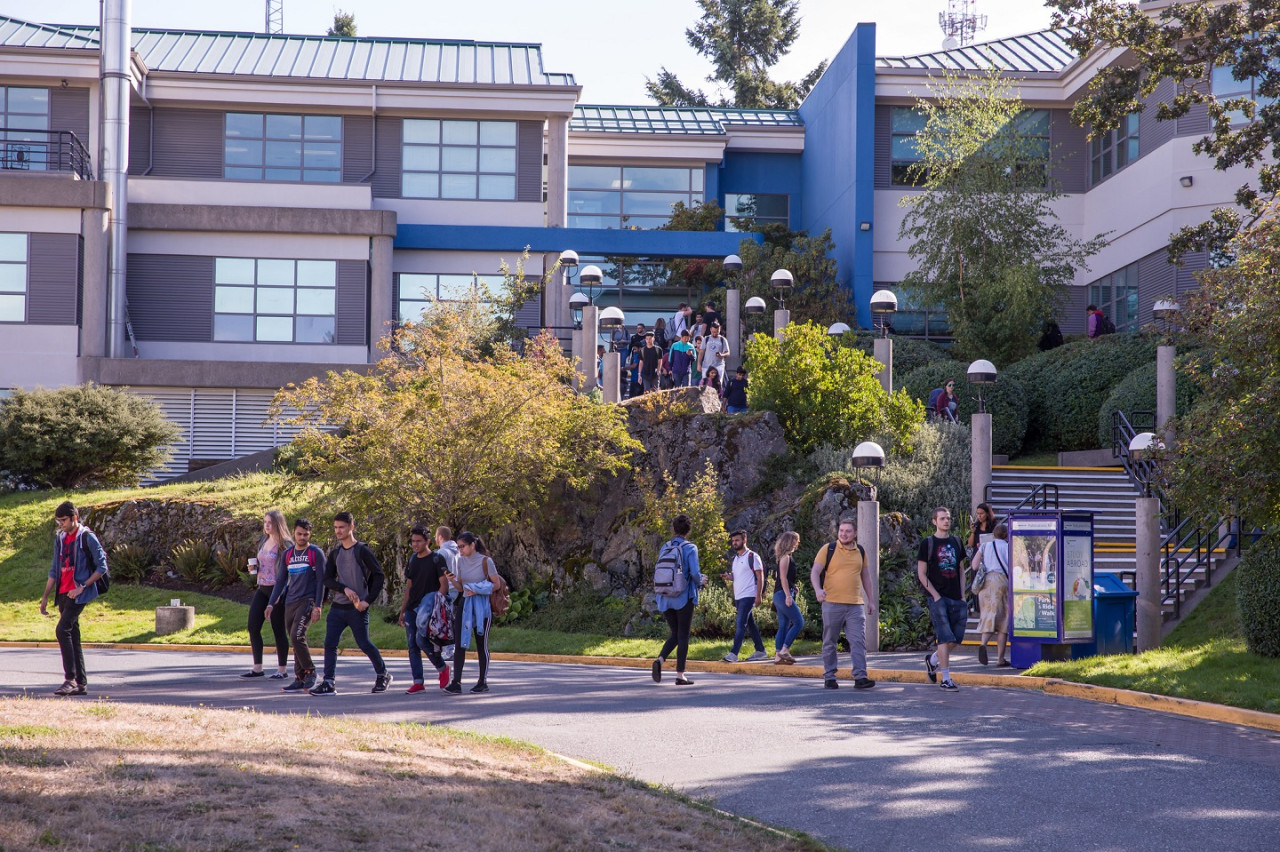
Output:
[310, 512, 391, 696]
[1087, 304, 1115, 338]
[721, 530, 769, 662]
[651, 514, 706, 686]
[40, 501, 109, 696]
[265, 518, 327, 692]
[398, 525, 451, 694]
[918, 507, 968, 691]
[810, 516, 876, 690]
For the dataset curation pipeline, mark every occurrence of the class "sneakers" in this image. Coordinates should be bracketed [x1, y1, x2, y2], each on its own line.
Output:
[824, 679, 839, 689]
[978, 645, 989, 666]
[269, 671, 288, 679]
[674, 676, 695, 686]
[309, 680, 336, 696]
[53, 681, 79, 696]
[745, 651, 769, 662]
[438, 665, 452, 689]
[722, 652, 738, 663]
[406, 683, 426, 694]
[996, 660, 1013, 668]
[302, 672, 317, 690]
[854, 677, 876, 689]
[372, 672, 393, 694]
[239, 670, 265, 679]
[924, 654, 938, 684]
[443, 682, 462, 695]
[940, 678, 959, 691]
[652, 658, 663, 683]
[779, 649, 796, 664]
[469, 682, 489, 694]
[282, 678, 307, 692]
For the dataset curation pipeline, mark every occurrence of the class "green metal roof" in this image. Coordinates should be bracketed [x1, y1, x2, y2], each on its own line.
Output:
[572, 105, 802, 135]
[877, 28, 1078, 74]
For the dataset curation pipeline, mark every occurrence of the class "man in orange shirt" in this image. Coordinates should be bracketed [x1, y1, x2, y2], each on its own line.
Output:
[811, 516, 877, 690]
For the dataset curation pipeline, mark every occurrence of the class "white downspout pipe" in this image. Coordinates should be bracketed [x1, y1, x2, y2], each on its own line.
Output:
[101, 0, 131, 358]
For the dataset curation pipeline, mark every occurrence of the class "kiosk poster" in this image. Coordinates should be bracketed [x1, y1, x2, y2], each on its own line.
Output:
[1011, 518, 1058, 638]
[1062, 520, 1094, 639]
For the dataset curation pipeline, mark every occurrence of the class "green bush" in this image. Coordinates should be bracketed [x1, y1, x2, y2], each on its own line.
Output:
[0, 383, 180, 489]
[1237, 536, 1280, 658]
[838, 331, 956, 377]
[877, 551, 934, 651]
[171, 539, 216, 586]
[899, 362, 1029, 457]
[211, 542, 255, 591]
[1004, 333, 1160, 452]
[875, 422, 972, 530]
[108, 543, 154, 585]
[1095, 353, 1205, 448]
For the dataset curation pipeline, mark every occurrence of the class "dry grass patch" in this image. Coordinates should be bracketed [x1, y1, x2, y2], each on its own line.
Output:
[0, 698, 829, 852]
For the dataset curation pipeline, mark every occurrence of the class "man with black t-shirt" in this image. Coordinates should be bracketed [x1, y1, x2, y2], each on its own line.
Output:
[702, 300, 721, 330]
[399, 526, 450, 693]
[640, 331, 664, 393]
[917, 507, 968, 691]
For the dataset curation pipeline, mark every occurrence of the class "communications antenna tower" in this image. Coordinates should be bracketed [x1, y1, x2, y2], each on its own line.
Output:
[266, 0, 284, 35]
[939, 0, 987, 50]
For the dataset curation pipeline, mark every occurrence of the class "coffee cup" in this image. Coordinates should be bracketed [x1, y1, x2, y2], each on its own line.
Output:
[248, 557, 258, 575]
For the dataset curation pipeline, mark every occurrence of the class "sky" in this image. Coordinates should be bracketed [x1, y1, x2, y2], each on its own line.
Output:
[3, 1, 1058, 103]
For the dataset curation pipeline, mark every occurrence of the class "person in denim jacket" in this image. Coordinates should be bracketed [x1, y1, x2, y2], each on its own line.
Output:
[40, 501, 108, 696]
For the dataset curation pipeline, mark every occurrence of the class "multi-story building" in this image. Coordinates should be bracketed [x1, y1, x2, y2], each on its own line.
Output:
[0, 4, 1249, 475]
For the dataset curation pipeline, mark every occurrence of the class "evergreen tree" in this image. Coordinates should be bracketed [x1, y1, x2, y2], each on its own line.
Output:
[327, 11, 356, 37]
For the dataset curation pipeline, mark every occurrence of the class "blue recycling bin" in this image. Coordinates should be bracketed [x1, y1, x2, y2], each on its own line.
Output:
[1072, 573, 1138, 658]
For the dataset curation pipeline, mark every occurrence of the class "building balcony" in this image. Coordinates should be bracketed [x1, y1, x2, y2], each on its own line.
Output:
[0, 129, 93, 181]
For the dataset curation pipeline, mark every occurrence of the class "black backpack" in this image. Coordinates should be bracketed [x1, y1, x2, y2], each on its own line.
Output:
[1098, 314, 1116, 335]
[815, 541, 866, 590]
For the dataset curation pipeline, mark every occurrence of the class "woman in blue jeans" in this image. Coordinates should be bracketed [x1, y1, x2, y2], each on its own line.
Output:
[772, 531, 805, 664]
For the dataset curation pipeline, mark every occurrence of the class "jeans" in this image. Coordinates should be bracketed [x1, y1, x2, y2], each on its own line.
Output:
[730, 596, 764, 655]
[672, 371, 690, 387]
[403, 607, 445, 683]
[642, 374, 659, 392]
[773, 589, 804, 652]
[726, 405, 748, 414]
[283, 599, 315, 677]
[322, 604, 386, 682]
[659, 600, 695, 671]
[55, 593, 87, 685]
[248, 586, 288, 668]
[927, 596, 969, 645]
[821, 601, 868, 680]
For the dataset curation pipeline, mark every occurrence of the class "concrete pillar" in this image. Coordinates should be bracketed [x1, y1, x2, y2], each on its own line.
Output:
[570, 327, 582, 391]
[546, 116, 569, 227]
[1135, 495, 1162, 652]
[725, 288, 742, 372]
[857, 498, 880, 653]
[1156, 344, 1176, 447]
[545, 261, 572, 346]
[578, 304, 598, 392]
[79, 204, 110, 362]
[603, 352, 621, 403]
[873, 336, 893, 393]
[773, 309, 790, 341]
[971, 412, 992, 514]
[368, 234, 395, 361]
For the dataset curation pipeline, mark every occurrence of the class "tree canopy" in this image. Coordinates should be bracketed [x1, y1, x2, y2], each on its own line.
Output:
[647, 0, 827, 109]
[327, 11, 356, 37]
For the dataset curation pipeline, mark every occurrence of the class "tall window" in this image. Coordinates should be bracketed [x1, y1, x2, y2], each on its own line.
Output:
[397, 273, 482, 321]
[1089, 262, 1139, 332]
[0, 233, 27, 322]
[568, 166, 704, 229]
[724, 193, 789, 231]
[401, 119, 518, 200]
[1090, 113, 1139, 185]
[1, 87, 50, 172]
[224, 113, 342, 183]
[890, 107, 927, 186]
[213, 258, 337, 343]
[1211, 63, 1278, 124]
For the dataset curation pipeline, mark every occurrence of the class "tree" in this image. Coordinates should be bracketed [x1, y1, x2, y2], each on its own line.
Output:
[743, 321, 922, 453]
[0, 383, 179, 489]
[327, 10, 356, 37]
[1049, 0, 1280, 257]
[898, 67, 1108, 365]
[646, 0, 827, 109]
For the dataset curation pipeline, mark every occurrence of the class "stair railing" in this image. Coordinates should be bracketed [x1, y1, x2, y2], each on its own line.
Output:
[983, 482, 1059, 523]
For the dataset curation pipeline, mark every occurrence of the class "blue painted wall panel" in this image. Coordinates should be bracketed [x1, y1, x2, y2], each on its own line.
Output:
[718, 151, 804, 228]
[396, 224, 761, 257]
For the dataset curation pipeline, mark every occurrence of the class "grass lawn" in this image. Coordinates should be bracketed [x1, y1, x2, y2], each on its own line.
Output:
[0, 698, 830, 852]
[1027, 571, 1280, 714]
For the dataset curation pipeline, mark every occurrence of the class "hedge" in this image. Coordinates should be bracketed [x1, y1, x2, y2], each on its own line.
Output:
[840, 331, 956, 378]
[1094, 353, 1205, 448]
[899, 362, 1029, 457]
[1004, 333, 1160, 453]
[1237, 536, 1280, 658]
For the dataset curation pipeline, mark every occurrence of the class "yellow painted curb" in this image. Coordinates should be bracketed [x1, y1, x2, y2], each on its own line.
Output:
[1043, 679, 1280, 733]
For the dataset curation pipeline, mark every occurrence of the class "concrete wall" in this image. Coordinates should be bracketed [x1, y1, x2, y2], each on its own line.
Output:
[0, 325, 80, 389]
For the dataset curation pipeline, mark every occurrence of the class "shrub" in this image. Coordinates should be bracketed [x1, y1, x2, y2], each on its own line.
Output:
[171, 539, 215, 586]
[877, 551, 934, 651]
[108, 543, 154, 585]
[1004, 333, 1159, 452]
[211, 542, 256, 590]
[899, 362, 1029, 457]
[1095, 353, 1205, 448]
[633, 459, 730, 573]
[838, 331, 957, 377]
[875, 422, 972, 530]
[0, 383, 180, 489]
[1237, 536, 1280, 658]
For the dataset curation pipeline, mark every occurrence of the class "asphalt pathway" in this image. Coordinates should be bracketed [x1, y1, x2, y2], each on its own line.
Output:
[2, 647, 1279, 852]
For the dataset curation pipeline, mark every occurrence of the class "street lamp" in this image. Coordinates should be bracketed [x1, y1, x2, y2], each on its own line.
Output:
[569, 291, 590, 328]
[1128, 431, 1164, 498]
[744, 296, 767, 315]
[870, 289, 897, 338]
[968, 358, 998, 520]
[723, 254, 743, 272]
[828, 322, 852, 336]
[579, 264, 603, 301]
[559, 249, 579, 273]
[1153, 299, 1180, 447]
[966, 359, 998, 414]
[850, 439, 885, 653]
[1128, 430, 1165, 652]
[598, 307, 626, 404]
[770, 268, 794, 305]
[850, 440, 886, 487]
[599, 306, 625, 328]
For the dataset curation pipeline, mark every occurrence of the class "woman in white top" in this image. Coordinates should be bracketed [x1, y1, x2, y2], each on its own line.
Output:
[970, 522, 1011, 667]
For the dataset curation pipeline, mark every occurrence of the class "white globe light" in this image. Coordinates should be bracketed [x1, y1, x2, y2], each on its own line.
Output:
[598, 306, 625, 328]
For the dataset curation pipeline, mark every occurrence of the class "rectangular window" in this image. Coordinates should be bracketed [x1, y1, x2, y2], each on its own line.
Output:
[1211, 62, 1278, 125]
[567, 165, 704, 229]
[1, 87, 50, 173]
[397, 273, 481, 321]
[401, 119, 518, 200]
[213, 258, 337, 343]
[1089, 262, 1140, 332]
[890, 106, 928, 186]
[1089, 113, 1139, 186]
[724, 193, 789, 231]
[0, 232, 27, 322]
[224, 113, 342, 183]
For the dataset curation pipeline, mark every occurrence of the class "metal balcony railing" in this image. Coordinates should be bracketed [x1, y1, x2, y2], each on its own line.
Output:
[0, 129, 94, 180]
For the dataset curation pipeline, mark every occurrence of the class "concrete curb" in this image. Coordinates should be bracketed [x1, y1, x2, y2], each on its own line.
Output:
[3, 641, 1277, 733]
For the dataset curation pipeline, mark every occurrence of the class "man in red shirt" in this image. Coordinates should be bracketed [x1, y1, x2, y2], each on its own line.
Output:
[39, 501, 108, 696]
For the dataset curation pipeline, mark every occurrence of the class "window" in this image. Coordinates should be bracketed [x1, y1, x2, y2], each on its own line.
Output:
[890, 107, 928, 186]
[224, 113, 342, 183]
[397, 273, 483, 321]
[1089, 262, 1140, 332]
[1211, 63, 1278, 124]
[0, 233, 27, 322]
[213, 258, 337, 343]
[568, 166, 704, 229]
[891, 107, 1051, 187]
[1, 87, 50, 172]
[1090, 113, 1139, 185]
[724, 193, 789, 231]
[401, 120, 518, 200]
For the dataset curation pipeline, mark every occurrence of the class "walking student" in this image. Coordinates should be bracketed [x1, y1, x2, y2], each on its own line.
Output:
[811, 516, 876, 690]
[699, 322, 730, 381]
[241, 510, 291, 679]
[723, 367, 749, 414]
[399, 525, 450, 693]
[445, 532, 501, 694]
[971, 523, 1011, 667]
[266, 518, 326, 692]
[40, 501, 108, 696]
[652, 514, 705, 686]
[668, 330, 696, 387]
[772, 531, 805, 665]
[310, 512, 390, 696]
[722, 530, 768, 663]
[919, 507, 968, 691]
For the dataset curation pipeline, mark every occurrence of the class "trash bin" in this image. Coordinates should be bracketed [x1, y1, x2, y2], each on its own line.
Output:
[1079, 573, 1138, 657]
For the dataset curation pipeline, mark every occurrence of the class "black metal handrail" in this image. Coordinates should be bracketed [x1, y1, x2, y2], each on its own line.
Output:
[1112, 408, 1157, 491]
[0, 129, 94, 180]
[984, 482, 1059, 521]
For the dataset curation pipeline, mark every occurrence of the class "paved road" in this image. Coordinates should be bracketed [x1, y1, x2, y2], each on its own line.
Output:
[3, 647, 1279, 852]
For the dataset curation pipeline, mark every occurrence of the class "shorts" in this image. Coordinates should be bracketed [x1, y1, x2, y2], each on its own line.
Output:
[928, 596, 969, 645]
